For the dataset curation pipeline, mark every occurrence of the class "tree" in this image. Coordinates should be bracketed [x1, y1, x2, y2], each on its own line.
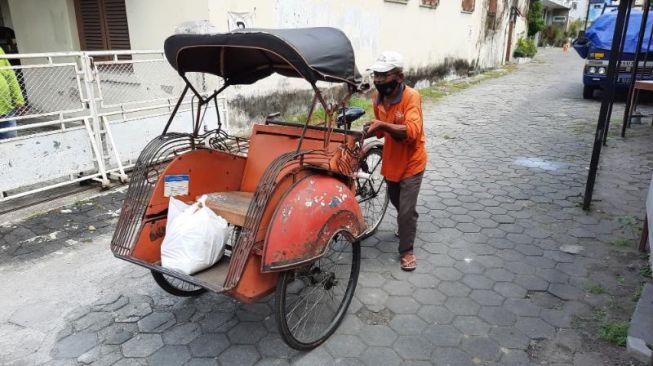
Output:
[528, 0, 545, 37]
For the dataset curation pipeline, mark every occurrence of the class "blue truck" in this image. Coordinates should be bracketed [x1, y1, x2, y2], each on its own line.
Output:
[574, 7, 653, 99]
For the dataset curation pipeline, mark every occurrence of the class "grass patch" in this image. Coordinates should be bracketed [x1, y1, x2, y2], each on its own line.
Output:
[599, 321, 628, 347]
[617, 215, 638, 226]
[419, 88, 447, 100]
[417, 65, 516, 101]
[288, 64, 515, 128]
[633, 283, 645, 302]
[593, 308, 607, 321]
[285, 95, 374, 128]
[482, 70, 505, 78]
[616, 274, 625, 285]
[589, 284, 607, 295]
[349, 96, 374, 129]
[640, 266, 652, 279]
[611, 239, 633, 248]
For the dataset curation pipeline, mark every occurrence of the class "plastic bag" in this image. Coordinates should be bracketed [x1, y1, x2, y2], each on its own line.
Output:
[161, 195, 228, 275]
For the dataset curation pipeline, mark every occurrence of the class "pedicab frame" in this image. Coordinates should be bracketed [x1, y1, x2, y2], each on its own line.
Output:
[109, 27, 388, 350]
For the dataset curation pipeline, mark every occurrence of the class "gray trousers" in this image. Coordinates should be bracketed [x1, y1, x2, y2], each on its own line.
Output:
[386, 172, 423, 253]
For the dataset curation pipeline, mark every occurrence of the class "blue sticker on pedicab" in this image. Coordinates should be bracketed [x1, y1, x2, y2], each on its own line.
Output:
[164, 175, 189, 197]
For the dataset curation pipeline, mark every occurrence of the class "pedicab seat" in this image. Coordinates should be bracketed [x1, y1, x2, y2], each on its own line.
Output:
[203, 191, 254, 227]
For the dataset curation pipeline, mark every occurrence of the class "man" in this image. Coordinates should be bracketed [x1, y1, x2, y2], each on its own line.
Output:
[0, 46, 24, 139]
[364, 51, 427, 272]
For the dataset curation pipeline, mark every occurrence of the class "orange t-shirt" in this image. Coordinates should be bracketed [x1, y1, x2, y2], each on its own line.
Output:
[373, 85, 427, 183]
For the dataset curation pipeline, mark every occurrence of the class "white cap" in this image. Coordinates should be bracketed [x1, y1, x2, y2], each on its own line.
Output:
[368, 51, 404, 73]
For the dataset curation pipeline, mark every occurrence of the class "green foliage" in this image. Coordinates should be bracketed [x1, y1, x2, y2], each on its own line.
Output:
[640, 266, 652, 279]
[599, 321, 628, 347]
[618, 215, 638, 228]
[589, 284, 607, 295]
[611, 239, 633, 248]
[349, 96, 374, 129]
[527, 0, 545, 37]
[513, 37, 537, 58]
[633, 283, 645, 302]
[616, 274, 625, 284]
[566, 19, 584, 38]
[542, 25, 566, 46]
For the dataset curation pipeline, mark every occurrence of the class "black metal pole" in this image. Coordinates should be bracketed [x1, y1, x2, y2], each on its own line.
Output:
[162, 84, 189, 135]
[584, 0, 633, 210]
[603, 2, 633, 145]
[621, 0, 653, 137]
[621, 0, 651, 137]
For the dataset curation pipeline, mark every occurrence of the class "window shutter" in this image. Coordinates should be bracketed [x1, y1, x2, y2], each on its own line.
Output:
[75, 0, 107, 51]
[103, 0, 131, 50]
[75, 0, 131, 51]
[462, 0, 475, 12]
[489, 0, 497, 13]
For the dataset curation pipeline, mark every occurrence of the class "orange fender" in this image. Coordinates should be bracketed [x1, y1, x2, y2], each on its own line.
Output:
[262, 174, 365, 272]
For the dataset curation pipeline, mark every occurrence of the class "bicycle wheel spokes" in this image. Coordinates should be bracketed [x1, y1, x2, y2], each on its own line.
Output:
[276, 233, 360, 349]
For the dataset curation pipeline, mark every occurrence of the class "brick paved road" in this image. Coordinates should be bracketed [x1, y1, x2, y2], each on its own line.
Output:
[1, 48, 652, 365]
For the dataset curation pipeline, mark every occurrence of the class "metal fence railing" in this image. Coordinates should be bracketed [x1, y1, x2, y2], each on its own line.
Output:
[0, 50, 228, 202]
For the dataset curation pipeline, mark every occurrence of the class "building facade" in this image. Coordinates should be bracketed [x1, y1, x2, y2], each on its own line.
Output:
[1, 0, 528, 74]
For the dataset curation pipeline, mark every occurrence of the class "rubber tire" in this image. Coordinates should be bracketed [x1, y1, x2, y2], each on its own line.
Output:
[151, 270, 206, 297]
[583, 85, 595, 100]
[275, 239, 361, 350]
[356, 148, 389, 239]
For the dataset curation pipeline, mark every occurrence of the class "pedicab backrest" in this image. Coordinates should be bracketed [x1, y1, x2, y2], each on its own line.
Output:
[239, 123, 349, 192]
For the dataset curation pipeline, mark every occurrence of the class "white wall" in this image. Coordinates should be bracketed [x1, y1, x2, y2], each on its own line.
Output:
[209, 0, 524, 72]
[4, 0, 528, 99]
[7, 0, 79, 53]
[569, 0, 589, 21]
[5, 0, 527, 70]
[125, 0, 209, 50]
[204, 0, 527, 72]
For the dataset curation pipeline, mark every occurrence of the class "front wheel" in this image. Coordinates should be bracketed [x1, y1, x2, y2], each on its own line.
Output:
[275, 232, 361, 350]
[356, 147, 389, 238]
[583, 85, 595, 99]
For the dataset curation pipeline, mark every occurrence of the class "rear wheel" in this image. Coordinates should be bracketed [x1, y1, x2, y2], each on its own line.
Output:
[583, 85, 595, 99]
[356, 147, 389, 238]
[151, 271, 206, 297]
[275, 232, 361, 350]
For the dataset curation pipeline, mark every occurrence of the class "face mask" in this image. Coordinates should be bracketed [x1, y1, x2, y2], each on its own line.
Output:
[374, 79, 399, 97]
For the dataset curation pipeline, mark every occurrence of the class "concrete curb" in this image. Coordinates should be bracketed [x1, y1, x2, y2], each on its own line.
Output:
[628, 283, 653, 365]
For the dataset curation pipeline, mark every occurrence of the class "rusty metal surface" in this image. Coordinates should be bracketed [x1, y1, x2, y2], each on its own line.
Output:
[223, 150, 313, 290]
[262, 174, 364, 271]
[224, 123, 363, 290]
[111, 132, 193, 257]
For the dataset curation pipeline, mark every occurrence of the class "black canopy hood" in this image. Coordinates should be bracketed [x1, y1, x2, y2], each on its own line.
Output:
[164, 27, 361, 87]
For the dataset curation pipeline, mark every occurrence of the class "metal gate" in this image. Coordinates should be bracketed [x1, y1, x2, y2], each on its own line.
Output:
[0, 50, 227, 202]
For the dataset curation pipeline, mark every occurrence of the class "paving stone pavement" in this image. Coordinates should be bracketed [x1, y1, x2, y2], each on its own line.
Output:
[1, 48, 652, 365]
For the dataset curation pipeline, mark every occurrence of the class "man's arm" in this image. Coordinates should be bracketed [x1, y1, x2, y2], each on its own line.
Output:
[370, 120, 407, 140]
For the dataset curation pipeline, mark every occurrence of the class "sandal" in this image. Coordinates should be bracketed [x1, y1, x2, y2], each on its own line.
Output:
[400, 253, 417, 272]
